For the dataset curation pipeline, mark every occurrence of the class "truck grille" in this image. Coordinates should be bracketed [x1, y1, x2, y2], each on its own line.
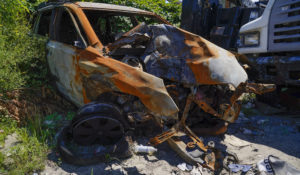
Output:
[268, 0, 300, 52]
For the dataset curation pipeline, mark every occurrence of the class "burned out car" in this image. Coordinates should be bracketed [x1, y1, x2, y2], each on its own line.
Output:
[33, 1, 275, 170]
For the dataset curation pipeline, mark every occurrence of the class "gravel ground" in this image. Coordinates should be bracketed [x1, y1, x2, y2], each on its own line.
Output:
[40, 107, 300, 175]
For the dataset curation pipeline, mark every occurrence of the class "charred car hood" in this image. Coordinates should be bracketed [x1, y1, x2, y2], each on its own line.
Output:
[139, 24, 248, 87]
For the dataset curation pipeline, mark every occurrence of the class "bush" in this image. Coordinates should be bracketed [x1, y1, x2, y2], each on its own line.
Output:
[0, 30, 48, 93]
[0, 0, 48, 93]
[94, 0, 182, 26]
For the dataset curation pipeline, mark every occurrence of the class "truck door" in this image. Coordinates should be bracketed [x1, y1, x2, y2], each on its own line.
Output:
[47, 7, 88, 107]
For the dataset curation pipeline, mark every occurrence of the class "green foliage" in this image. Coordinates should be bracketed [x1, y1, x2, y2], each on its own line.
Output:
[0, 0, 48, 93]
[0, 111, 74, 174]
[0, 0, 28, 27]
[92, 0, 182, 26]
[0, 31, 48, 93]
[25, 112, 75, 147]
[241, 93, 256, 104]
[0, 115, 48, 174]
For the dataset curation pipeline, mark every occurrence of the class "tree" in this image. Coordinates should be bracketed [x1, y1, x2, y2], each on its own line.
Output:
[93, 0, 182, 26]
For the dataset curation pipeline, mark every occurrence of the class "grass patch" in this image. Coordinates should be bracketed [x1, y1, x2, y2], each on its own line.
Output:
[25, 112, 75, 148]
[0, 115, 48, 174]
[0, 111, 75, 174]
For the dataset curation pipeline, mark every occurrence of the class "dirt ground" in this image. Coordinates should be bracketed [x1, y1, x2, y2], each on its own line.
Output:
[39, 103, 300, 175]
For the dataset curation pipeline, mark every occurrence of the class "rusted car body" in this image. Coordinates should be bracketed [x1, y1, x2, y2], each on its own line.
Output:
[34, 2, 274, 170]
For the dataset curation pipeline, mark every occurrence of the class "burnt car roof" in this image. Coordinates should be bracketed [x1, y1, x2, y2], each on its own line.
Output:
[38, 1, 153, 15]
[75, 2, 152, 14]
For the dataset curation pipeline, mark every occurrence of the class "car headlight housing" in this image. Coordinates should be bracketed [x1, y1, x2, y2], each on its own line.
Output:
[238, 32, 260, 48]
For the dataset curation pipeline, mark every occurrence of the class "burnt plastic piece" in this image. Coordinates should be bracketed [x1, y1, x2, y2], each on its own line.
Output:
[269, 155, 300, 175]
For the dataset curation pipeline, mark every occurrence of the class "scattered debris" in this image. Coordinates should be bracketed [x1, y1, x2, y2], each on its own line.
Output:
[257, 157, 275, 175]
[177, 162, 193, 171]
[268, 155, 300, 175]
[228, 164, 252, 173]
[134, 145, 157, 155]
[258, 155, 300, 175]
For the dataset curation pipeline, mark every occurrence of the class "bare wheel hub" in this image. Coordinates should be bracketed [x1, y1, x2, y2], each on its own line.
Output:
[72, 116, 124, 146]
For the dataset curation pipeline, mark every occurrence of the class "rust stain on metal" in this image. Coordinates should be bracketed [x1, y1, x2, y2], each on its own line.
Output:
[77, 47, 179, 117]
[82, 88, 91, 104]
[64, 3, 103, 49]
[181, 29, 246, 86]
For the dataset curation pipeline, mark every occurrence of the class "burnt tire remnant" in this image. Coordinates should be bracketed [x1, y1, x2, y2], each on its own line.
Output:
[57, 102, 132, 165]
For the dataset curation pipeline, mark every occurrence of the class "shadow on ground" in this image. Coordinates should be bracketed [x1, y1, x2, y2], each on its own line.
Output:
[224, 110, 300, 159]
[46, 136, 187, 175]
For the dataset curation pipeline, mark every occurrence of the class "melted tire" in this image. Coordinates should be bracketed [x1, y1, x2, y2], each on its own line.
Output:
[72, 102, 129, 129]
[57, 102, 132, 165]
[73, 115, 125, 146]
[57, 125, 132, 166]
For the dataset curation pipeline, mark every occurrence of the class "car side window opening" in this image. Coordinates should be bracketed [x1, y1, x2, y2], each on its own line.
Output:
[36, 10, 52, 37]
[55, 8, 87, 48]
[84, 10, 141, 45]
[93, 16, 134, 45]
[84, 10, 166, 46]
[110, 16, 133, 37]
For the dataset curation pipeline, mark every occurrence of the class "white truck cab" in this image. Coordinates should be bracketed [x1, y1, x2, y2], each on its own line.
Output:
[238, 0, 300, 86]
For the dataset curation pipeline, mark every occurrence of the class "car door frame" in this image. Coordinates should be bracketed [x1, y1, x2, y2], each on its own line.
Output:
[47, 6, 89, 107]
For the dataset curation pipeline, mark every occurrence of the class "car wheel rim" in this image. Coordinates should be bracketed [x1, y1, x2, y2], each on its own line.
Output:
[73, 116, 124, 146]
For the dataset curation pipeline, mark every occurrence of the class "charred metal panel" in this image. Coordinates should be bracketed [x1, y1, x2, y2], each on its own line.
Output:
[77, 47, 179, 117]
[47, 41, 84, 106]
[143, 53, 197, 85]
[76, 2, 151, 14]
[140, 24, 248, 87]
